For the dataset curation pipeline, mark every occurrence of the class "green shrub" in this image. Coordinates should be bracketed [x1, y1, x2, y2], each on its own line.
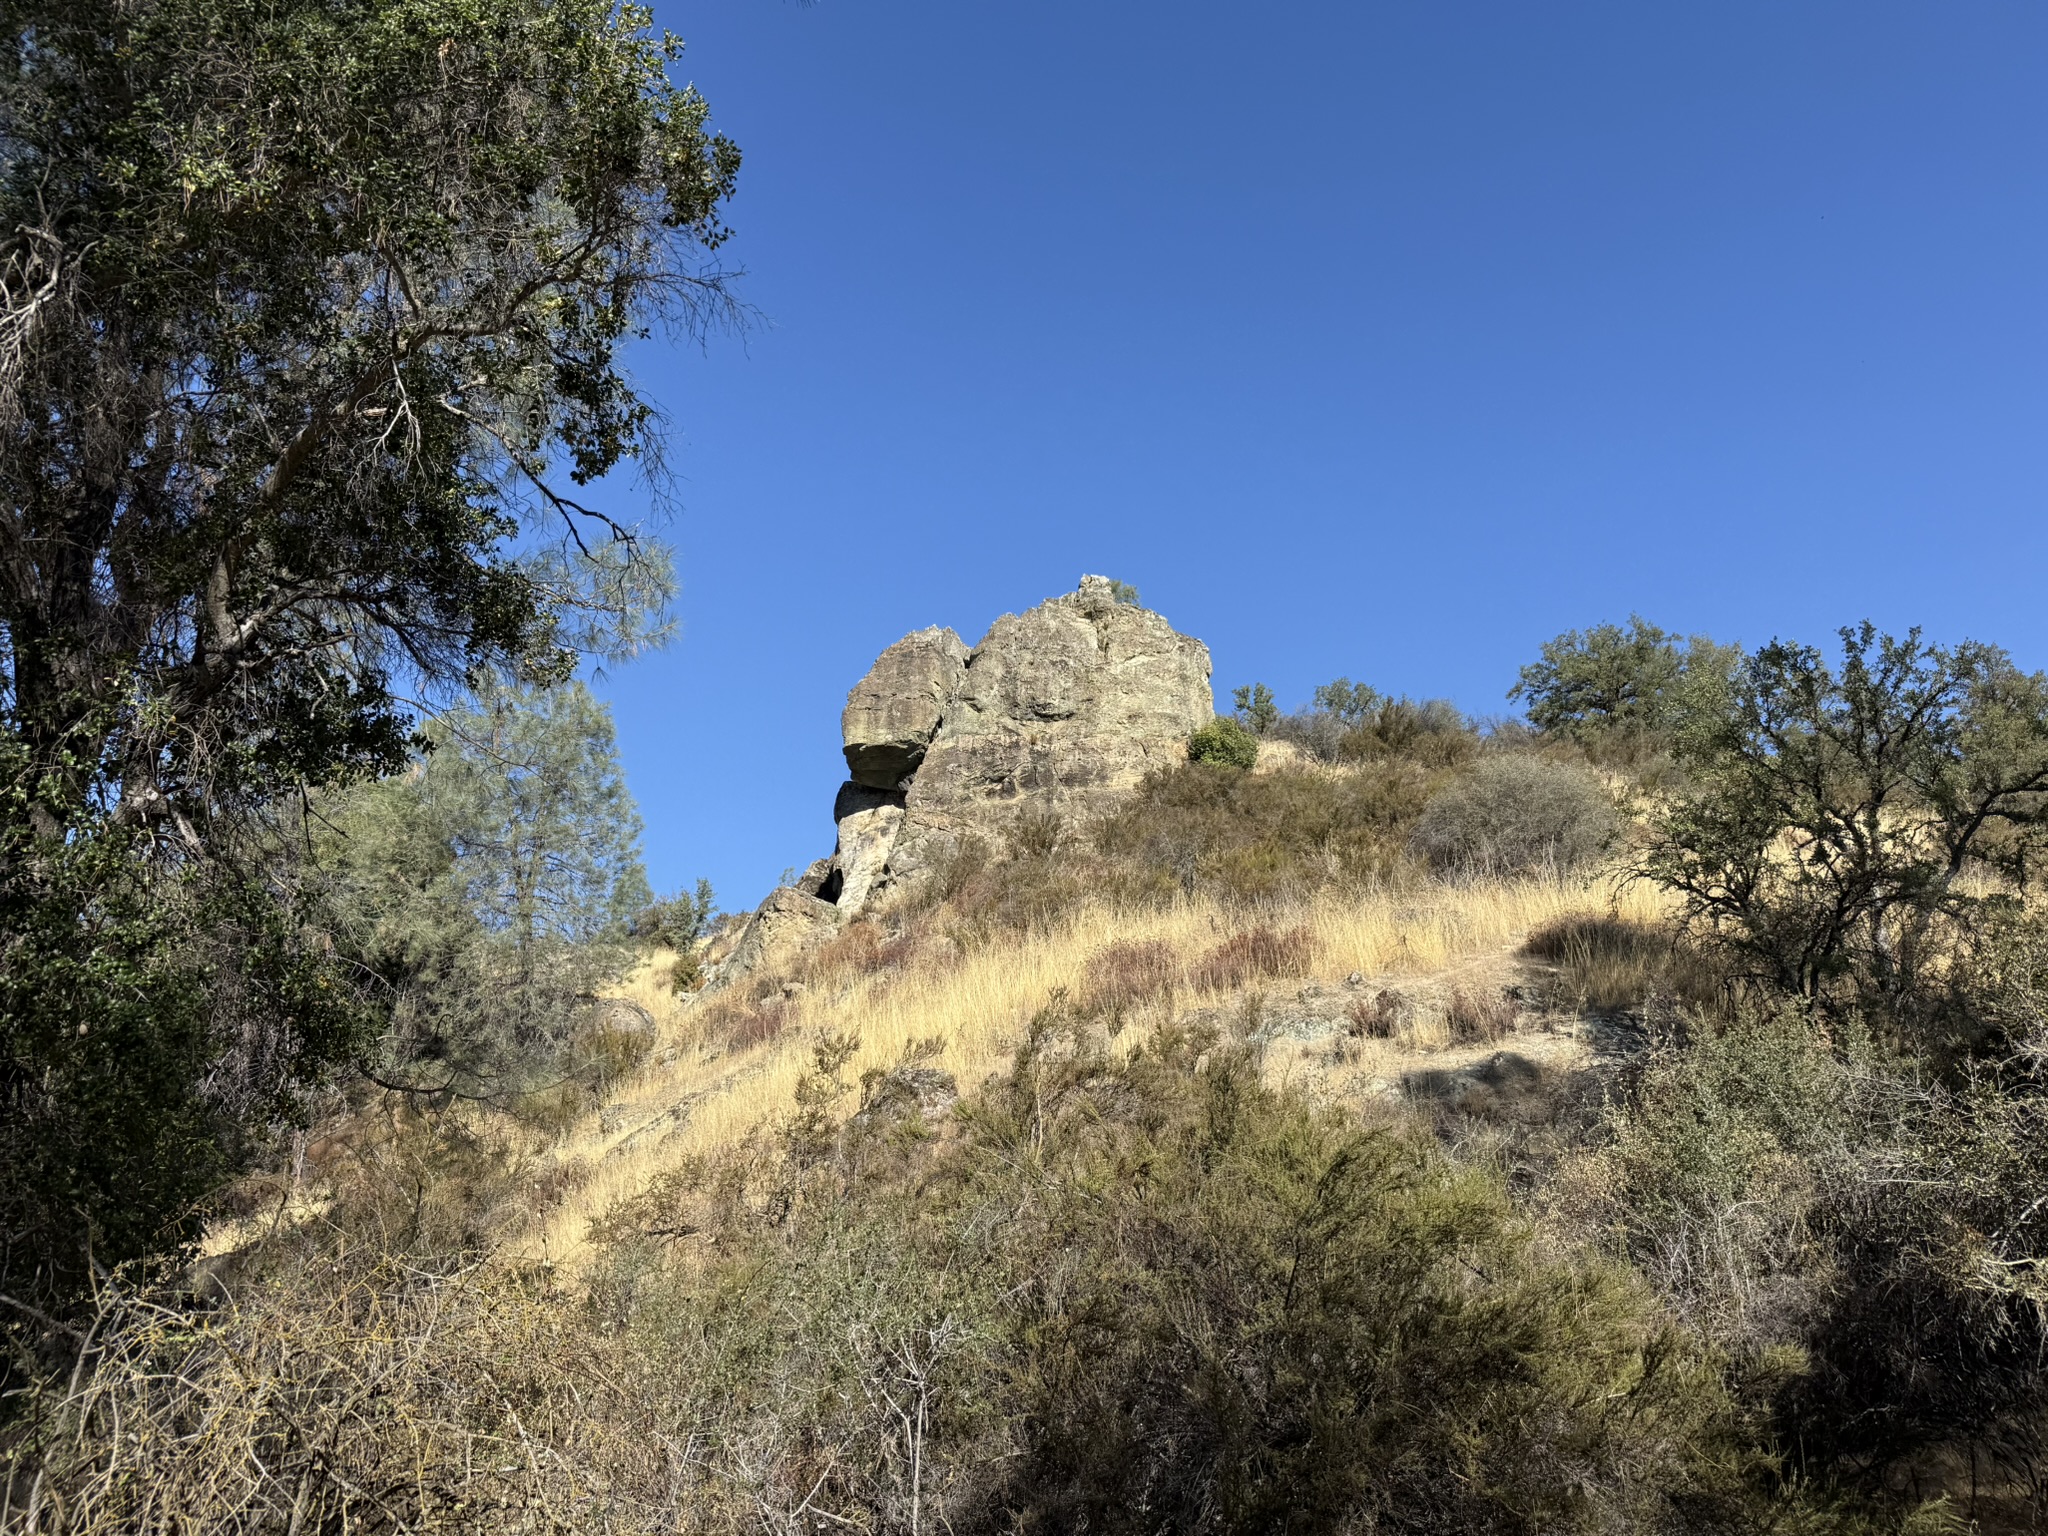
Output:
[1510, 616, 1738, 758]
[1230, 682, 1280, 736]
[599, 1009, 1839, 1535]
[1410, 754, 1618, 875]
[1641, 624, 2048, 1025]
[1097, 759, 1440, 904]
[1338, 694, 1476, 767]
[1274, 689, 1478, 768]
[1188, 715, 1260, 769]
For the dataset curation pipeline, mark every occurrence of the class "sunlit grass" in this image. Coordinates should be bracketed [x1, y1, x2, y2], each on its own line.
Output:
[525, 871, 1662, 1268]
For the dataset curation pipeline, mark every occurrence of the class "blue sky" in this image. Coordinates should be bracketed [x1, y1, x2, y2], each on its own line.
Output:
[590, 0, 2048, 910]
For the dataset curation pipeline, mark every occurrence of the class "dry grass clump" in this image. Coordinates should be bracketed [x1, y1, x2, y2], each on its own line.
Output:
[725, 1000, 787, 1048]
[1081, 939, 1181, 1021]
[1193, 924, 1313, 992]
[1444, 985, 1520, 1045]
[1346, 988, 1408, 1039]
[2, 1259, 651, 1535]
[1522, 913, 1722, 1015]
[801, 919, 923, 985]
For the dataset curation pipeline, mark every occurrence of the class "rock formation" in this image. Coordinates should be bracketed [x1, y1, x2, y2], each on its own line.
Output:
[706, 576, 1214, 984]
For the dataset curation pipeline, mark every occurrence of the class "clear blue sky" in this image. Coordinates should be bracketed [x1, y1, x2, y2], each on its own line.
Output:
[589, 0, 2048, 910]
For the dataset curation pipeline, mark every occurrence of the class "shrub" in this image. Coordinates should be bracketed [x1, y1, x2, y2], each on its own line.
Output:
[1445, 985, 1519, 1044]
[1187, 715, 1260, 770]
[1082, 940, 1180, 1021]
[1410, 755, 1618, 875]
[1338, 695, 1477, 768]
[1522, 913, 1724, 1015]
[1193, 924, 1313, 992]
[1008, 806, 1067, 858]
[632, 878, 719, 948]
[1346, 988, 1406, 1038]
[1096, 759, 1437, 903]
[1269, 706, 1349, 762]
[1511, 616, 1738, 757]
[1640, 624, 2048, 1023]
[1231, 682, 1280, 735]
[0, 1254, 636, 1534]
[1550, 1007, 1860, 1407]
[589, 1011, 1845, 1535]
[571, 998, 659, 1087]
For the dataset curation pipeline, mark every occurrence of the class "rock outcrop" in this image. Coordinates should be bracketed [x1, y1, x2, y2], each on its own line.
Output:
[840, 627, 971, 791]
[707, 576, 1213, 984]
[862, 575, 1214, 884]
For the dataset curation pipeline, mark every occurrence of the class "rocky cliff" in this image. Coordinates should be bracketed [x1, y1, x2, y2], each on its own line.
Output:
[708, 576, 1214, 982]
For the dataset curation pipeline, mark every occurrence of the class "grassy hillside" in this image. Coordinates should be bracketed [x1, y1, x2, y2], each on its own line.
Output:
[531, 870, 1665, 1268]
[15, 647, 2048, 1534]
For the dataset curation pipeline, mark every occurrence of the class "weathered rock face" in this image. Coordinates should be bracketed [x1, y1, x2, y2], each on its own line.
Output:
[705, 577, 1212, 988]
[826, 781, 905, 916]
[840, 627, 971, 791]
[835, 574, 1213, 898]
[715, 885, 842, 979]
[892, 578, 1210, 879]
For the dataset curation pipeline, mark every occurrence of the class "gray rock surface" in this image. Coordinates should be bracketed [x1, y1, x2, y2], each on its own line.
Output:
[829, 781, 906, 916]
[841, 627, 972, 790]
[705, 577, 1213, 990]
[885, 576, 1213, 880]
[716, 886, 841, 980]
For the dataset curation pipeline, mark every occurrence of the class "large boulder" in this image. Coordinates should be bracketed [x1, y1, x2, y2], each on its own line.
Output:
[841, 627, 971, 791]
[885, 576, 1213, 879]
[703, 578, 1213, 991]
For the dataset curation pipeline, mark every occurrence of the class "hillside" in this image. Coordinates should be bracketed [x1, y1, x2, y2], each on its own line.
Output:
[12, 588, 2048, 1535]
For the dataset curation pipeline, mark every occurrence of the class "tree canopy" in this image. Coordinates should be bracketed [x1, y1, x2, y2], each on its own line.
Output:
[1511, 617, 1737, 753]
[1, 0, 736, 835]
[316, 679, 651, 1102]
[1643, 624, 2048, 1019]
[0, 0, 736, 1302]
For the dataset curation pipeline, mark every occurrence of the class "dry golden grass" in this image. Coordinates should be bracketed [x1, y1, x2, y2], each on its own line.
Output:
[4, 1259, 652, 1534]
[525, 872, 1663, 1268]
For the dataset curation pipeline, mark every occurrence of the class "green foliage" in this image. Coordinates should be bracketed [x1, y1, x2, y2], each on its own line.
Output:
[634, 878, 718, 988]
[1410, 754, 1618, 875]
[1578, 950, 2048, 1516]
[0, 823, 368, 1305]
[1, 0, 733, 835]
[1311, 676, 1382, 725]
[1187, 715, 1261, 770]
[1107, 578, 1142, 606]
[1230, 682, 1280, 736]
[1642, 624, 2048, 1018]
[1276, 685, 1475, 767]
[1338, 694, 1475, 766]
[1512, 617, 1738, 755]
[312, 680, 650, 1102]
[0, 0, 733, 1297]
[1100, 759, 1437, 900]
[600, 1010, 1827, 1534]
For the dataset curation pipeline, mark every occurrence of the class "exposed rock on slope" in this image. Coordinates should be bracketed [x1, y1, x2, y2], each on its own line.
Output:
[707, 576, 1213, 983]
[841, 627, 971, 791]
[878, 574, 1214, 882]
